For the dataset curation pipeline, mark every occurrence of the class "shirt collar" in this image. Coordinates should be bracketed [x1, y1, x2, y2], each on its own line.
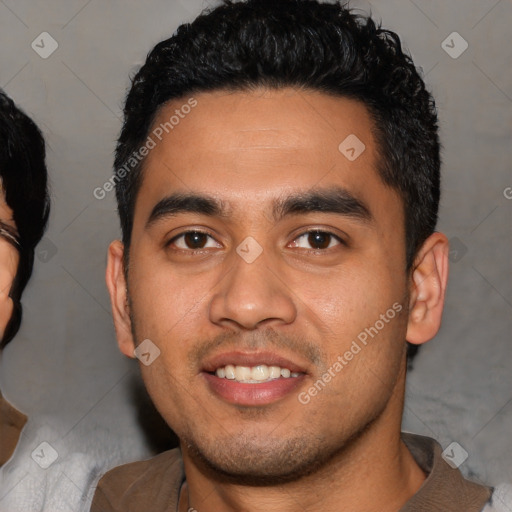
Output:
[400, 433, 492, 512]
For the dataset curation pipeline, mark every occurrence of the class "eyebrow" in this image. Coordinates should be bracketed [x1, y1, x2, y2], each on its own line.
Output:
[146, 186, 373, 229]
[146, 194, 231, 229]
[272, 187, 372, 223]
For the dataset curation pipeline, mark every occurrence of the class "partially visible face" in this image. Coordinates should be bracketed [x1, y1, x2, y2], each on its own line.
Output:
[124, 88, 409, 481]
[0, 186, 19, 340]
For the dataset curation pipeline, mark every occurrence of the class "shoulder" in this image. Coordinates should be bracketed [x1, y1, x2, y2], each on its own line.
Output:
[401, 433, 492, 511]
[91, 448, 184, 512]
[97, 448, 183, 487]
[1, 450, 103, 512]
[0, 418, 124, 512]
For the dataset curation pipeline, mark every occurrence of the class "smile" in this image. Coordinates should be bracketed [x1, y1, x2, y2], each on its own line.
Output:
[214, 364, 302, 383]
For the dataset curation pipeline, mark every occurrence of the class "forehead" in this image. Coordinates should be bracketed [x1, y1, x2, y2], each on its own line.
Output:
[133, 88, 398, 225]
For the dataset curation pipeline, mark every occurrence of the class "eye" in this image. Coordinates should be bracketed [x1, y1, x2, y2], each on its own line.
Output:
[289, 230, 343, 251]
[168, 231, 222, 251]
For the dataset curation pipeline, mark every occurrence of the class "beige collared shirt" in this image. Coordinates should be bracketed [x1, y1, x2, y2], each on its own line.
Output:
[91, 433, 493, 511]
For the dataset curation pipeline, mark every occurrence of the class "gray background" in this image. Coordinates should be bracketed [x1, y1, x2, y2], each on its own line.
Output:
[0, 0, 510, 488]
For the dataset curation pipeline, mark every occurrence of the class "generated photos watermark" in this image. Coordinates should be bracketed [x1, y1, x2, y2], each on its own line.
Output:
[93, 97, 198, 200]
[298, 302, 403, 405]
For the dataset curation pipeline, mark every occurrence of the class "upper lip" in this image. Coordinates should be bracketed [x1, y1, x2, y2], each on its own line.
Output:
[201, 351, 308, 374]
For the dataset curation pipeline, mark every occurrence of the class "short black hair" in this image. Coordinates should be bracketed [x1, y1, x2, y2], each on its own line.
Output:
[0, 89, 50, 348]
[114, 0, 441, 365]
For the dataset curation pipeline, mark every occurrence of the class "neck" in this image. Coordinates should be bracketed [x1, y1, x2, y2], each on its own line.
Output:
[179, 363, 425, 512]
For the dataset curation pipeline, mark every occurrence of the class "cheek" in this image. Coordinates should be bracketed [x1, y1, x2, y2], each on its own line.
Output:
[0, 244, 17, 335]
[128, 259, 214, 395]
[129, 260, 215, 335]
[0, 295, 13, 336]
[139, 360, 189, 433]
[297, 261, 403, 340]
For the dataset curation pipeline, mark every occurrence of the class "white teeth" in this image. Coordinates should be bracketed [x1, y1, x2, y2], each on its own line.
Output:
[213, 364, 301, 383]
[235, 366, 252, 381]
[269, 366, 281, 379]
[224, 365, 236, 380]
[252, 365, 269, 381]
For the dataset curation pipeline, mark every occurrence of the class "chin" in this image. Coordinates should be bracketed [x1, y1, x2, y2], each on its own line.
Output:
[182, 430, 342, 486]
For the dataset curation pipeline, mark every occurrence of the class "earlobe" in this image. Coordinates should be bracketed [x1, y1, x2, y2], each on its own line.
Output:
[105, 240, 136, 358]
[406, 232, 450, 345]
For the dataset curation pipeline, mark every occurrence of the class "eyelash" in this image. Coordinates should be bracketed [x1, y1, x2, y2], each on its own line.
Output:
[166, 229, 346, 254]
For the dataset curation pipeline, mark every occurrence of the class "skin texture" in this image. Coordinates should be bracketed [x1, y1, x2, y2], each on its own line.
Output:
[0, 188, 19, 339]
[106, 88, 449, 512]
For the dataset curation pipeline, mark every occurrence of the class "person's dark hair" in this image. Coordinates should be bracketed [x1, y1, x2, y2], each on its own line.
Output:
[0, 89, 50, 348]
[114, 0, 440, 365]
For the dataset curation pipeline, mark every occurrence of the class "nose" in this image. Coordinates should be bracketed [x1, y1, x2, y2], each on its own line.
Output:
[209, 248, 297, 330]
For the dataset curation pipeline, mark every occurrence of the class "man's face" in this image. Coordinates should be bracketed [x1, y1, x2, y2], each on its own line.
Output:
[0, 189, 19, 339]
[123, 88, 410, 481]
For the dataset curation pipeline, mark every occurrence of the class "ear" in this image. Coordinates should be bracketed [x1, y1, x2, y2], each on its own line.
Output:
[105, 240, 136, 358]
[406, 232, 449, 345]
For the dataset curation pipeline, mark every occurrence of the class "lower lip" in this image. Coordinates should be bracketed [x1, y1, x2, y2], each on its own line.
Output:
[202, 372, 305, 406]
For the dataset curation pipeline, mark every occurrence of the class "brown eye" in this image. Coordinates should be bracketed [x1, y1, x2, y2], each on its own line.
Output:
[308, 231, 331, 249]
[168, 231, 222, 251]
[183, 232, 208, 249]
[290, 230, 343, 251]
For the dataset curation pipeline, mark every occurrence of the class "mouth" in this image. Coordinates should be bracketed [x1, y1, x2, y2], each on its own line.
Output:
[213, 364, 301, 382]
[201, 352, 308, 406]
